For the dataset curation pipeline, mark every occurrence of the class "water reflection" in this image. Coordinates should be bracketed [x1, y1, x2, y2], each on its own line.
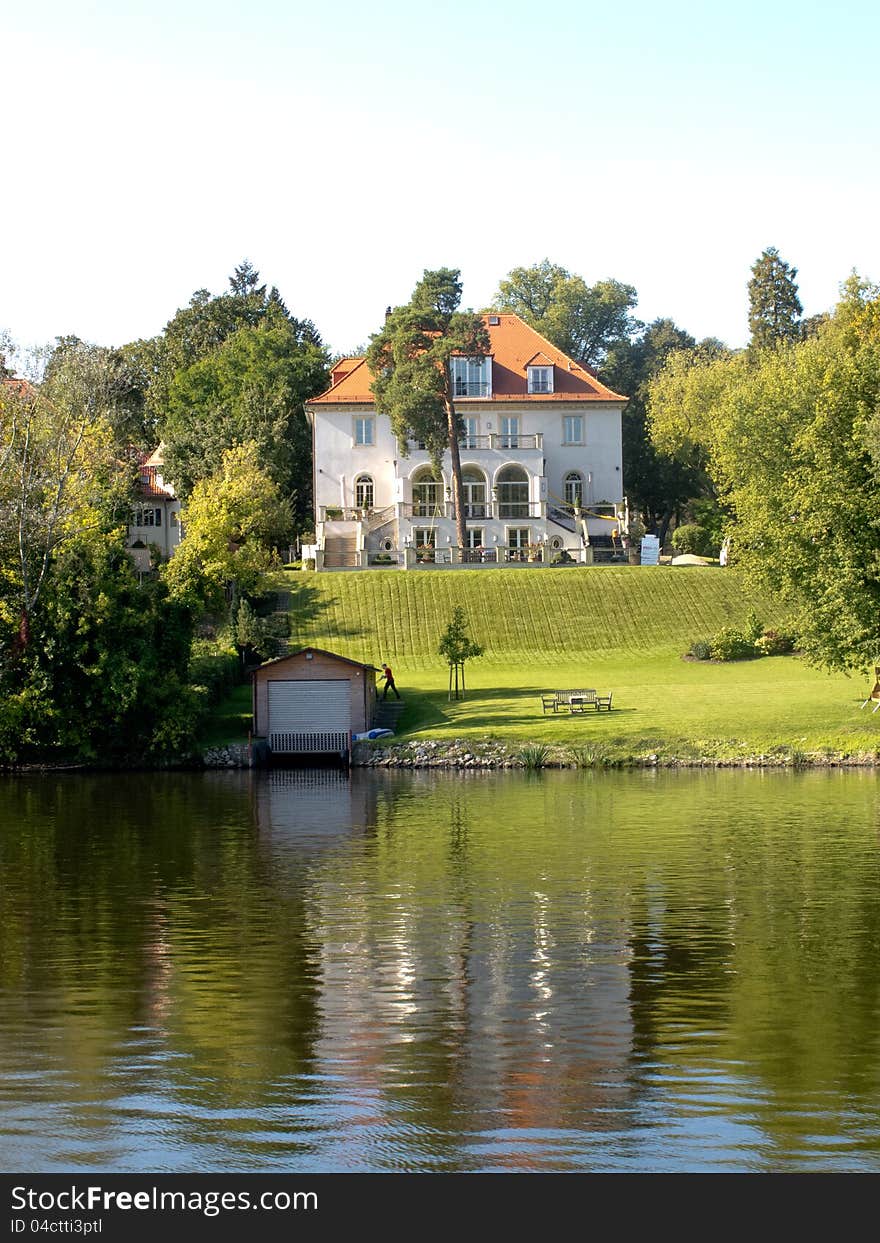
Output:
[1, 768, 879, 1171]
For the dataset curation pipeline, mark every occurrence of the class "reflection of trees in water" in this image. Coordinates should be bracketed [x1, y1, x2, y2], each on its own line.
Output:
[3, 769, 880, 1167]
[0, 772, 323, 1128]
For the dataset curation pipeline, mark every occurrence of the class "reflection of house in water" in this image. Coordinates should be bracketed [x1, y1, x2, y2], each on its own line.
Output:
[251, 769, 381, 845]
[259, 772, 639, 1166]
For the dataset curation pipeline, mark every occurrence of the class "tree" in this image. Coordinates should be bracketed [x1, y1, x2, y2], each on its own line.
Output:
[602, 318, 724, 543]
[649, 279, 880, 672]
[163, 441, 292, 615]
[366, 269, 489, 552]
[438, 606, 483, 700]
[494, 260, 640, 367]
[161, 315, 326, 525]
[0, 346, 125, 652]
[123, 262, 328, 521]
[748, 246, 803, 350]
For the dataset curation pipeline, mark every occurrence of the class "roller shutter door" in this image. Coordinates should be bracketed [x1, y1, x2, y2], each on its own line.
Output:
[268, 680, 351, 754]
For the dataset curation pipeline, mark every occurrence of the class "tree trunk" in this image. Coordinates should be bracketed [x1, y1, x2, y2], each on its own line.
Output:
[445, 399, 468, 551]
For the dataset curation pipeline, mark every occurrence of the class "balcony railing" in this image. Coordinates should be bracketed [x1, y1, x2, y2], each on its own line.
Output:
[399, 501, 546, 520]
[457, 433, 543, 451]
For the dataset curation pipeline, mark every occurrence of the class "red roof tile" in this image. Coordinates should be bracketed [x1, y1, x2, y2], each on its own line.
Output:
[307, 314, 626, 405]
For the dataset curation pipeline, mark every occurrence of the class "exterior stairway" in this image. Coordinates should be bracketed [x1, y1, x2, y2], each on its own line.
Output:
[323, 535, 358, 568]
[373, 699, 405, 732]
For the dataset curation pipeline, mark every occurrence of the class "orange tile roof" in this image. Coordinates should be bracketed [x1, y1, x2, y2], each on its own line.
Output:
[307, 314, 627, 405]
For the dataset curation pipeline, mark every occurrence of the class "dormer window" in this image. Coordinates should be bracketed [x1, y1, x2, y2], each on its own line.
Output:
[451, 356, 492, 398]
[528, 365, 554, 394]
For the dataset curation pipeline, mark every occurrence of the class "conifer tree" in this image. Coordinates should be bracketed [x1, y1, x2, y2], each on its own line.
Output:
[748, 246, 803, 349]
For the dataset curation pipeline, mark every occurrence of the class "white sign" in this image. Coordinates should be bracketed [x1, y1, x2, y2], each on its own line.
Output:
[640, 535, 660, 566]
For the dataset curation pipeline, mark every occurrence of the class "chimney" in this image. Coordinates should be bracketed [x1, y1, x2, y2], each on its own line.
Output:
[385, 306, 392, 320]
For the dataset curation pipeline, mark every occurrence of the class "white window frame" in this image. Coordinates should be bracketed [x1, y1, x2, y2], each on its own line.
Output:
[500, 416, 519, 449]
[562, 415, 584, 445]
[354, 415, 375, 446]
[465, 527, 484, 550]
[528, 365, 554, 394]
[461, 416, 479, 448]
[451, 356, 492, 398]
[564, 471, 584, 507]
[355, 475, 374, 509]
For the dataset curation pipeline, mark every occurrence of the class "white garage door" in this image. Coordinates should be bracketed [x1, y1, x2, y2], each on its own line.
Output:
[268, 680, 352, 754]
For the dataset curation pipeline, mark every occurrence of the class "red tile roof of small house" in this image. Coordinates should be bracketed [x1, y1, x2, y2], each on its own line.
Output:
[307, 313, 627, 405]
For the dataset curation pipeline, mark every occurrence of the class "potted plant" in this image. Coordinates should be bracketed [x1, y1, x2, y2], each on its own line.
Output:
[416, 544, 435, 563]
[325, 506, 343, 520]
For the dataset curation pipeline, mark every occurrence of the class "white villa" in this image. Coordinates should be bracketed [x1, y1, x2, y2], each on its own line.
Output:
[304, 313, 628, 568]
[126, 445, 182, 571]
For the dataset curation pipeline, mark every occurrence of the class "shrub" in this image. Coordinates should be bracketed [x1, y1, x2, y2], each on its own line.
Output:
[189, 647, 241, 703]
[517, 742, 551, 769]
[709, 627, 757, 661]
[743, 610, 764, 641]
[755, 628, 796, 656]
[689, 639, 712, 660]
[371, 553, 393, 565]
[552, 549, 573, 564]
[301, 557, 316, 571]
[672, 524, 716, 557]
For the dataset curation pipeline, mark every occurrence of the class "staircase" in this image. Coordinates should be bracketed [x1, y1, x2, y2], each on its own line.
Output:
[373, 699, 405, 732]
[323, 535, 358, 568]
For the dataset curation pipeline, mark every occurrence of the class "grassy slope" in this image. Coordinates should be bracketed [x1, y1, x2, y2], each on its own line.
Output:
[241, 565, 879, 758]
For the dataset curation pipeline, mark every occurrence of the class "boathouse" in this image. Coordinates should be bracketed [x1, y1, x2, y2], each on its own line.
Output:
[252, 648, 378, 759]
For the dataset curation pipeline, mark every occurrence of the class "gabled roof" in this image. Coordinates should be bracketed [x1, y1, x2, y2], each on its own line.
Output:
[307, 313, 627, 405]
[254, 647, 380, 674]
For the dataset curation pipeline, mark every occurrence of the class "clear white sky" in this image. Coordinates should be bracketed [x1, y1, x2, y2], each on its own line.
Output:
[3, 0, 879, 358]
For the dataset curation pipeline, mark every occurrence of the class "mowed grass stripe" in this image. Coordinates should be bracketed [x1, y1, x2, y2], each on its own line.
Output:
[282, 565, 778, 663]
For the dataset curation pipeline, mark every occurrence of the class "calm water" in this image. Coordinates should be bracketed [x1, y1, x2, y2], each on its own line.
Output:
[1, 767, 879, 1172]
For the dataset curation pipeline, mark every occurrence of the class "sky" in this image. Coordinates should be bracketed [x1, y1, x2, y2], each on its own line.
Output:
[2, 0, 879, 360]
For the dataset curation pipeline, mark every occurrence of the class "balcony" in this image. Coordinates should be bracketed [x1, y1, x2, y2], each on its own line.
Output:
[399, 501, 546, 521]
[458, 433, 543, 451]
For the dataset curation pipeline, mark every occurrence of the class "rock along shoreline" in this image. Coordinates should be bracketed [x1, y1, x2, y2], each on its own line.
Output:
[199, 739, 879, 771]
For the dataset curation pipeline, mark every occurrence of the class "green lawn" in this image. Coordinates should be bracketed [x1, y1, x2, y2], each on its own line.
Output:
[208, 565, 880, 759]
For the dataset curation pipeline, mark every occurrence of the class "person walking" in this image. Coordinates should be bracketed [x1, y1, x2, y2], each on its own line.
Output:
[380, 662, 400, 700]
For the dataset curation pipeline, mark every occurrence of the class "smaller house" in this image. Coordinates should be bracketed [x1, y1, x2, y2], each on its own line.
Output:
[127, 445, 181, 570]
[252, 648, 379, 759]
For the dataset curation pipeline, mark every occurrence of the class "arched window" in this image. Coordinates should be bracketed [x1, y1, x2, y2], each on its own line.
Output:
[412, 466, 443, 517]
[564, 471, 584, 508]
[496, 465, 529, 519]
[461, 465, 487, 518]
[355, 474, 374, 510]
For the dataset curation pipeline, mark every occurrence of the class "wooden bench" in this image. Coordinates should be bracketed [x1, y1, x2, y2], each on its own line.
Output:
[542, 689, 613, 713]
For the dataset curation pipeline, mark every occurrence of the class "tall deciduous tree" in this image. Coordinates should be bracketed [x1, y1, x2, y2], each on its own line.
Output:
[649, 279, 880, 672]
[494, 259, 640, 367]
[123, 262, 328, 522]
[748, 246, 803, 350]
[0, 346, 124, 650]
[163, 441, 291, 615]
[603, 318, 720, 542]
[366, 269, 489, 551]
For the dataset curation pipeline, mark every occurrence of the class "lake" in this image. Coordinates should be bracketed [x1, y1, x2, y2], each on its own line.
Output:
[1, 767, 879, 1172]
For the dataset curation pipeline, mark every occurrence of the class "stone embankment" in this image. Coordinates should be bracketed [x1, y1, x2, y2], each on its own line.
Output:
[198, 739, 879, 770]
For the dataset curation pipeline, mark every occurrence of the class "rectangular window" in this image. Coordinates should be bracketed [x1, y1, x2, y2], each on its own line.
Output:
[500, 417, 519, 449]
[507, 527, 530, 560]
[563, 415, 583, 444]
[461, 417, 479, 448]
[354, 416, 375, 446]
[133, 506, 161, 527]
[528, 366, 553, 394]
[466, 528, 484, 549]
[451, 356, 491, 398]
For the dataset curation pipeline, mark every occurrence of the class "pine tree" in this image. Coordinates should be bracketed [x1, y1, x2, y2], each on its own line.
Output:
[748, 247, 803, 349]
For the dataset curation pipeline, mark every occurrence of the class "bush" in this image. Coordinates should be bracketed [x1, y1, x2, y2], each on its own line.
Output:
[189, 647, 241, 703]
[552, 549, 573, 564]
[755, 629, 796, 656]
[709, 627, 757, 661]
[371, 553, 393, 565]
[672, 524, 717, 557]
[301, 557, 316, 571]
[689, 639, 712, 660]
